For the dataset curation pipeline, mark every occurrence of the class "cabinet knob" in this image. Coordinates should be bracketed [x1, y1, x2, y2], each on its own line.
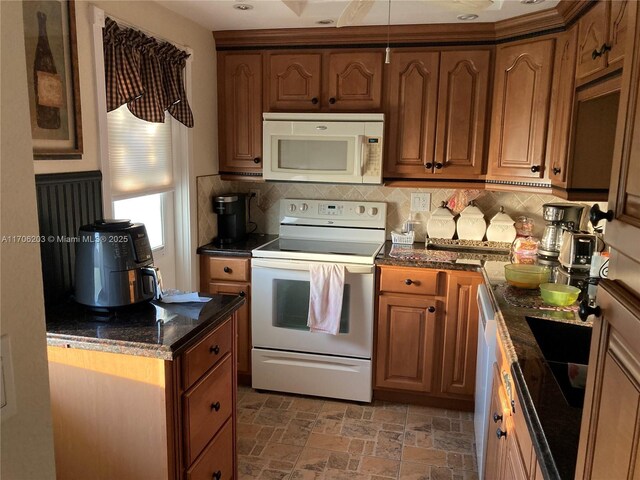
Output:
[311, 97, 319, 105]
[553, 167, 561, 175]
[496, 428, 507, 439]
[592, 48, 603, 60]
[578, 299, 601, 321]
[493, 412, 503, 423]
[239, 291, 246, 297]
[428, 306, 436, 313]
[211, 401, 221, 412]
[329, 97, 336, 104]
[210, 345, 220, 355]
[212, 470, 222, 480]
[253, 157, 261, 164]
[405, 279, 413, 285]
[434, 162, 443, 170]
[425, 162, 433, 170]
[589, 203, 614, 226]
[601, 43, 612, 55]
[530, 165, 541, 173]
[223, 266, 231, 273]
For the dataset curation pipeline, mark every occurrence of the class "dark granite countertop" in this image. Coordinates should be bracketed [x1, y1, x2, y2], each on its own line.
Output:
[376, 241, 589, 480]
[197, 233, 278, 257]
[46, 294, 245, 360]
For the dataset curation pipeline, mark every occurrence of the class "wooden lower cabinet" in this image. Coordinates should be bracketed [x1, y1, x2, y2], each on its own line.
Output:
[375, 266, 481, 408]
[48, 316, 238, 480]
[200, 255, 252, 379]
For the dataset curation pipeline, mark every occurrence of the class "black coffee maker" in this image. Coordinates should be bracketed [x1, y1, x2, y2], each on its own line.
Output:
[213, 195, 247, 245]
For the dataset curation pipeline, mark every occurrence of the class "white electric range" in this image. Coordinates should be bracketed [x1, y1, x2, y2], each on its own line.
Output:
[251, 198, 387, 402]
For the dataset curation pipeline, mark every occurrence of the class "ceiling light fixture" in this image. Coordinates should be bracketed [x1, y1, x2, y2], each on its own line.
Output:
[316, 19, 334, 25]
[457, 13, 479, 21]
[233, 3, 254, 11]
[385, 0, 391, 64]
[521, 0, 545, 4]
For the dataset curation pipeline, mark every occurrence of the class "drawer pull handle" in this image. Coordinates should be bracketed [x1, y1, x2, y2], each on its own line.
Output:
[493, 412, 503, 423]
[210, 345, 220, 355]
[212, 470, 222, 480]
[223, 266, 231, 273]
[405, 279, 413, 285]
[496, 428, 507, 439]
[211, 401, 221, 412]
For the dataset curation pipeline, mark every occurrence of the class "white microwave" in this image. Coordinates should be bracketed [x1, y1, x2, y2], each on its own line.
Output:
[262, 113, 384, 184]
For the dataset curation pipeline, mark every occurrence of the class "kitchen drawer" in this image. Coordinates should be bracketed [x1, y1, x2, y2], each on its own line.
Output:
[183, 355, 233, 465]
[182, 319, 232, 389]
[206, 257, 249, 282]
[379, 267, 442, 296]
[186, 418, 233, 480]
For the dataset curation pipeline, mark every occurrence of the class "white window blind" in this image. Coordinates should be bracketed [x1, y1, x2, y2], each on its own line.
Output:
[107, 105, 173, 199]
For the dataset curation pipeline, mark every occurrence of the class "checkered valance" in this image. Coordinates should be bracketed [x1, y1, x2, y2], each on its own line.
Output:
[103, 17, 193, 127]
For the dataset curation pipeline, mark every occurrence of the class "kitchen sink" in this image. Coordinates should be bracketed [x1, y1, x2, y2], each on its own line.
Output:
[525, 317, 593, 408]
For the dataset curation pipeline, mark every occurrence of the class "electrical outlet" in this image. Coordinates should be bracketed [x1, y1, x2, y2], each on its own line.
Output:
[249, 189, 261, 206]
[410, 193, 431, 213]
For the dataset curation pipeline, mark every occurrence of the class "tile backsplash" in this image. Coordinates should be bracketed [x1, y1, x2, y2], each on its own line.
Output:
[197, 175, 598, 246]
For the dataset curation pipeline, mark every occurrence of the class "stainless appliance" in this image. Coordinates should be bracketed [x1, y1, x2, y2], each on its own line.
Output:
[475, 283, 497, 479]
[213, 195, 247, 245]
[251, 199, 387, 402]
[558, 231, 598, 271]
[75, 220, 162, 310]
[262, 113, 384, 184]
[538, 203, 586, 258]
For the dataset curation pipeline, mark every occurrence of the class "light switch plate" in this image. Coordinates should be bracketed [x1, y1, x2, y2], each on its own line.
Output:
[410, 193, 431, 213]
[1, 335, 17, 421]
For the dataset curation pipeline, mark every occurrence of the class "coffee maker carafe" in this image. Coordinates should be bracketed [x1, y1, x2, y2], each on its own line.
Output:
[214, 195, 247, 245]
[538, 203, 585, 258]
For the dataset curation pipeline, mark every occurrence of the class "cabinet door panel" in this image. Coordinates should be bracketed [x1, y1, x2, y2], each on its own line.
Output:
[384, 52, 439, 178]
[376, 295, 439, 392]
[576, 1, 608, 80]
[327, 52, 383, 110]
[220, 54, 262, 174]
[268, 53, 322, 111]
[548, 27, 578, 187]
[488, 39, 554, 179]
[208, 282, 251, 376]
[503, 416, 528, 480]
[441, 272, 481, 398]
[609, 1, 630, 65]
[435, 50, 490, 178]
[484, 364, 508, 480]
[576, 281, 640, 479]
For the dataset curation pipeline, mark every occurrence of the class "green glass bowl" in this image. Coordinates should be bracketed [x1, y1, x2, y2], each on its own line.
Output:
[504, 264, 550, 289]
[539, 283, 581, 306]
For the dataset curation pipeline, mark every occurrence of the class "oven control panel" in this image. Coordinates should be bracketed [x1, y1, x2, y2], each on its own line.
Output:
[280, 199, 387, 227]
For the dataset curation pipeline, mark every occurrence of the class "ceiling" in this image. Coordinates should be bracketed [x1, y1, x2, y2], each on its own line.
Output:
[157, 0, 560, 32]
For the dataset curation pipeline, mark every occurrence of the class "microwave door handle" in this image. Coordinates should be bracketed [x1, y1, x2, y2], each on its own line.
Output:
[359, 135, 366, 176]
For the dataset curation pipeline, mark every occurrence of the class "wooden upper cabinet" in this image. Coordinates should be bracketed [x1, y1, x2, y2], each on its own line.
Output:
[375, 294, 440, 393]
[267, 53, 322, 111]
[266, 51, 382, 111]
[326, 51, 384, 110]
[218, 53, 263, 176]
[548, 27, 578, 187]
[384, 51, 439, 178]
[577, 0, 629, 83]
[434, 50, 490, 178]
[487, 38, 555, 181]
[606, 0, 640, 275]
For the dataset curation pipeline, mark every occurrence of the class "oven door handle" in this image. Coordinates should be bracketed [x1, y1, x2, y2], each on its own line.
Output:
[252, 258, 374, 275]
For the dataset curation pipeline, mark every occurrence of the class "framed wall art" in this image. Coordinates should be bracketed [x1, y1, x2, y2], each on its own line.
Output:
[23, 0, 83, 159]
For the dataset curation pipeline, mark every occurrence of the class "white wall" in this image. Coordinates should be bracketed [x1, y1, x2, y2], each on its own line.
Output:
[33, 0, 219, 177]
[0, 1, 57, 478]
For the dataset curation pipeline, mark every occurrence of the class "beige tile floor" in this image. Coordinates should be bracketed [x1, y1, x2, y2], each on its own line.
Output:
[236, 386, 479, 480]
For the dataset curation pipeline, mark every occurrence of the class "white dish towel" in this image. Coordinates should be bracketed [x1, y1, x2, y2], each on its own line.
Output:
[307, 263, 345, 335]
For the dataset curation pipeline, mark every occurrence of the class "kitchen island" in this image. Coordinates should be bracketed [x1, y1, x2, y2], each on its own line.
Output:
[46, 294, 244, 480]
[376, 241, 589, 480]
